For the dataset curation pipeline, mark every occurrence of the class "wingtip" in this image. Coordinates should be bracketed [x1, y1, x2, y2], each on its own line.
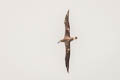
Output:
[67, 69, 69, 73]
[66, 66, 69, 73]
[64, 10, 69, 23]
[67, 10, 69, 16]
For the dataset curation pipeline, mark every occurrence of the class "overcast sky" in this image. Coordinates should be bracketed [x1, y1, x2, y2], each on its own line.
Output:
[0, 0, 120, 80]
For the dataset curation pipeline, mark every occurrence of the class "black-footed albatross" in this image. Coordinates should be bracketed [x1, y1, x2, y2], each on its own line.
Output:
[58, 10, 77, 73]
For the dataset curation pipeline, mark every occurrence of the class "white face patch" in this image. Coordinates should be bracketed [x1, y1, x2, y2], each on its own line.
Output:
[73, 37, 77, 40]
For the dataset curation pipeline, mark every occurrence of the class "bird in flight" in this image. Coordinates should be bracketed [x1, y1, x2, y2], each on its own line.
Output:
[58, 10, 77, 73]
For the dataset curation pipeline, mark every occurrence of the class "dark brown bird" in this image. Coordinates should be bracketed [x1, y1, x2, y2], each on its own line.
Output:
[58, 10, 77, 73]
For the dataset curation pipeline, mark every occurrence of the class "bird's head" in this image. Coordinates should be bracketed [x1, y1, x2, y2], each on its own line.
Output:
[74, 36, 78, 39]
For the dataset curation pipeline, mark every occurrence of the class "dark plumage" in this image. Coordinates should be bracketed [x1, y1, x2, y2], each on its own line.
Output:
[58, 10, 77, 73]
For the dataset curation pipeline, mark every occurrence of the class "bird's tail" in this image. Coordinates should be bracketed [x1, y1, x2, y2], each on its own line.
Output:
[57, 41, 61, 44]
[65, 52, 70, 73]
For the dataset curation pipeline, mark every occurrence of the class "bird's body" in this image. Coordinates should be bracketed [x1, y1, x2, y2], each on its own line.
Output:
[60, 37, 73, 42]
[58, 10, 77, 73]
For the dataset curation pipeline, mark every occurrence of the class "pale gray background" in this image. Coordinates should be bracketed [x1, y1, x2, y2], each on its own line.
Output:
[0, 0, 120, 80]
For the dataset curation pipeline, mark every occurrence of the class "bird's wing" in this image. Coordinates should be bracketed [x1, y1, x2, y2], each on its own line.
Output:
[65, 41, 70, 73]
[64, 10, 70, 37]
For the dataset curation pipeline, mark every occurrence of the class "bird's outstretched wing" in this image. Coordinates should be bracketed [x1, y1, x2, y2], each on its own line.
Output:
[64, 10, 70, 37]
[65, 41, 70, 73]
